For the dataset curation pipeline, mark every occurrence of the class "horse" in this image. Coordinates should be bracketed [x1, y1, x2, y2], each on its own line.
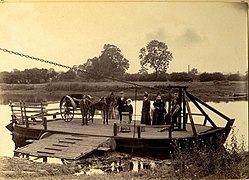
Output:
[89, 95, 117, 125]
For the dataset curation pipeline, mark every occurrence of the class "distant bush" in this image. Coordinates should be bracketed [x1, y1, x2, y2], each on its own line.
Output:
[199, 72, 226, 82]
[227, 74, 242, 81]
[122, 73, 140, 81]
[45, 82, 92, 92]
[169, 72, 193, 82]
[44, 82, 136, 92]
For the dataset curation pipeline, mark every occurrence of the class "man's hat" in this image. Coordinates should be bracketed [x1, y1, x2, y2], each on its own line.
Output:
[144, 91, 148, 97]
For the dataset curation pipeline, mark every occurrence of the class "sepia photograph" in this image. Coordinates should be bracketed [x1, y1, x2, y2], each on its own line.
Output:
[0, 1, 248, 179]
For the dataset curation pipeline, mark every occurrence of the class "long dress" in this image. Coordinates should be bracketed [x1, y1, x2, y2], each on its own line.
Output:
[152, 100, 166, 125]
[141, 99, 151, 125]
[123, 104, 133, 123]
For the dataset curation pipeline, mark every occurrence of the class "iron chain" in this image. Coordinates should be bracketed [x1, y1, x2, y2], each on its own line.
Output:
[0, 47, 170, 92]
[0, 47, 82, 72]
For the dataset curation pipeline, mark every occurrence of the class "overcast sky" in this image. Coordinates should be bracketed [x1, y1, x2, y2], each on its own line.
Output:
[0, 2, 248, 74]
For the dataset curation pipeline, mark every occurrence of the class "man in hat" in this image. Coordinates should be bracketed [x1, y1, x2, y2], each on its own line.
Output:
[116, 91, 127, 123]
[141, 92, 151, 125]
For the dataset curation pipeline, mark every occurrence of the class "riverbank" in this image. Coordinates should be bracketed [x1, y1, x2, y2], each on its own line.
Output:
[0, 148, 248, 180]
[0, 81, 247, 104]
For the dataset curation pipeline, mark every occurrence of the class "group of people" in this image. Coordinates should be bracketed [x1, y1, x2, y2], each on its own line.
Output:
[115, 91, 181, 126]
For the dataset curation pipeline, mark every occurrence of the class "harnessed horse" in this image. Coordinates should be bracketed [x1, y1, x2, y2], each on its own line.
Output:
[88, 95, 116, 125]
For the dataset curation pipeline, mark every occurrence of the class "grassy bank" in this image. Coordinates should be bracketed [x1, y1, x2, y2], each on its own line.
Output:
[0, 130, 248, 180]
[0, 81, 247, 104]
[0, 148, 248, 179]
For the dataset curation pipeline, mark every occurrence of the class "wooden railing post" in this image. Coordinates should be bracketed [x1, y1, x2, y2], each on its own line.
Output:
[9, 101, 16, 124]
[182, 88, 187, 131]
[43, 157, 47, 163]
[41, 102, 47, 129]
[137, 126, 141, 138]
[20, 101, 24, 125]
[113, 123, 118, 136]
[177, 88, 182, 129]
[43, 117, 47, 130]
[168, 126, 172, 139]
[203, 117, 207, 126]
[23, 102, 29, 128]
[186, 100, 197, 137]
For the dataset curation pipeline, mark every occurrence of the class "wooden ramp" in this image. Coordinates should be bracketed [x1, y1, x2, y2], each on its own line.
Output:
[14, 134, 115, 160]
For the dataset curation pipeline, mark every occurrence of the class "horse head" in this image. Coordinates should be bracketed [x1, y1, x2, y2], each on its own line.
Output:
[106, 94, 117, 107]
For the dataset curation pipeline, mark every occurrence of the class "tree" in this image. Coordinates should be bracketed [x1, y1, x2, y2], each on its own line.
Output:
[227, 73, 242, 81]
[189, 68, 199, 81]
[199, 72, 225, 82]
[244, 71, 248, 81]
[59, 69, 76, 80]
[190, 68, 198, 75]
[139, 40, 173, 80]
[81, 44, 129, 80]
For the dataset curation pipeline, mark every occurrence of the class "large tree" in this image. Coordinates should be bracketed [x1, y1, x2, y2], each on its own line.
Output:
[81, 44, 129, 80]
[139, 40, 173, 79]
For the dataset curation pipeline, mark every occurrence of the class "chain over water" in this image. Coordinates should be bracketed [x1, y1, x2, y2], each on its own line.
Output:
[0, 47, 172, 92]
[0, 47, 79, 72]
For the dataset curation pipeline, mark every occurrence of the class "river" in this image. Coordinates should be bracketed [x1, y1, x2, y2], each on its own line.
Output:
[0, 100, 248, 157]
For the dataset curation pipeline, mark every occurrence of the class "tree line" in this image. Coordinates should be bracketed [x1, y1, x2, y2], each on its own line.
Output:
[0, 40, 247, 83]
[0, 68, 247, 84]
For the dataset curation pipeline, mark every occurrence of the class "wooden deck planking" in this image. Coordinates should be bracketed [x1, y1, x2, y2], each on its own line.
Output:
[15, 134, 111, 160]
[17, 118, 212, 139]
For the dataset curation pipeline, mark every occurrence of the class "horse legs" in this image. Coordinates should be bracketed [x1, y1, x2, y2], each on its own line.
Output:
[106, 110, 109, 125]
[84, 113, 88, 125]
[102, 110, 109, 125]
[91, 108, 95, 123]
[103, 110, 105, 124]
[80, 109, 84, 125]
[82, 114, 86, 125]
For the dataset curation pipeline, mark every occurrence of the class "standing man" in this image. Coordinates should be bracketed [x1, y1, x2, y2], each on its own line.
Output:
[141, 92, 151, 125]
[171, 93, 181, 127]
[116, 91, 127, 123]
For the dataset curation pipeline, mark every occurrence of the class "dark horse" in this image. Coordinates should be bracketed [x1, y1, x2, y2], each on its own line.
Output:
[89, 96, 116, 125]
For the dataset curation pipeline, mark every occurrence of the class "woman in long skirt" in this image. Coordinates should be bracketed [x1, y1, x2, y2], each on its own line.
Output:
[141, 92, 151, 125]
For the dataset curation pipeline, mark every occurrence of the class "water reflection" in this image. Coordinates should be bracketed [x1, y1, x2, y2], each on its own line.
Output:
[74, 159, 160, 176]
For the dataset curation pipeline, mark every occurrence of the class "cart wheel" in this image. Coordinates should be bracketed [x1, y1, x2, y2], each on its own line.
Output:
[60, 97, 75, 122]
[39, 132, 52, 139]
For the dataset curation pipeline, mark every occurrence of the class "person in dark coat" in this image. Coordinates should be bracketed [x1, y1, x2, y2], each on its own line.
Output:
[171, 94, 181, 126]
[152, 93, 166, 125]
[165, 93, 181, 126]
[123, 98, 133, 123]
[116, 91, 127, 123]
[141, 92, 151, 125]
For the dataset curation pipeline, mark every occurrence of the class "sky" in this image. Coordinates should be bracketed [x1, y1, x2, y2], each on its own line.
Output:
[0, 1, 248, 74]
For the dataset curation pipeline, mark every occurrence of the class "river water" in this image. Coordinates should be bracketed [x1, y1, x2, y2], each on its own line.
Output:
[0, 100, 248, 157]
